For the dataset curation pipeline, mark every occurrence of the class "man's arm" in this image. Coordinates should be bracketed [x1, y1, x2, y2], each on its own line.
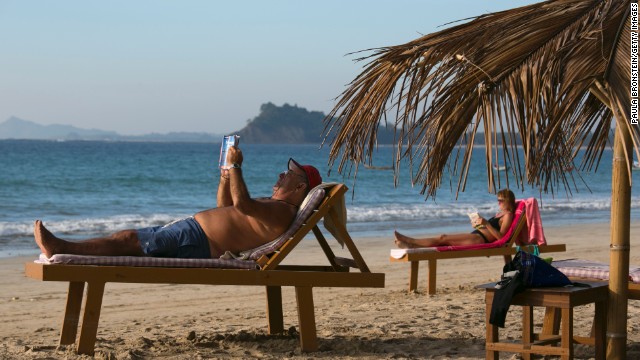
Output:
[224, 146, 259, 215]
[223, 147, 295, 235]
[228, 166, 261, 215]
[227, 166, 294, 235]
[217, 169, 232, 207]
[217, 146, 242, 208]
[225, 147, 278, 218]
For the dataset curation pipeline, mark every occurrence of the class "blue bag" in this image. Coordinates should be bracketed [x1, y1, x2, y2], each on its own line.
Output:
[507, 250, 572, 288]
[490, 250, 575, 327]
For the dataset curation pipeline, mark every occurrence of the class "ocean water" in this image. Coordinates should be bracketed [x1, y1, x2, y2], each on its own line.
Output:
[1, 139, 639, 258]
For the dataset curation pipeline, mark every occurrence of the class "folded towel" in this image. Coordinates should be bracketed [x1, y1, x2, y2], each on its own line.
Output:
[390, 247, 437, 259]
[519, 198, 547, 246]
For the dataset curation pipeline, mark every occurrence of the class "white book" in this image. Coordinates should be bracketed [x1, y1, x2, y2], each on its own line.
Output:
[468, 212, 485, 229]
[218, 135, 240, 168]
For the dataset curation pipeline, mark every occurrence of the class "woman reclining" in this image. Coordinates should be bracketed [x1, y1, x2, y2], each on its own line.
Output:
[394, 189, 516, 248]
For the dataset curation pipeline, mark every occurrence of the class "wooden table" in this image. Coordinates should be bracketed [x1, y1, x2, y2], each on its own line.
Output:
[479, 281, 607, 360]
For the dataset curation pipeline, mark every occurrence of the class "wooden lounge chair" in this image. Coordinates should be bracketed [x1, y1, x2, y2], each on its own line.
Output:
[390, 200, 566, 295]
[24, 183, 385, 355]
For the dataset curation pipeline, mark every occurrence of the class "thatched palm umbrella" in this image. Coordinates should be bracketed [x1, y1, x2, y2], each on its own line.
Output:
[323, 0, 638, 357]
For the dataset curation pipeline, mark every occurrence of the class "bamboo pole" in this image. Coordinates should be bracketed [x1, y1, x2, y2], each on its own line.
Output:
[606, 124, 632, 360]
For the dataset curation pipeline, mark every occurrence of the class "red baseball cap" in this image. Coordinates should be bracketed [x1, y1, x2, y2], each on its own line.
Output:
[288, 158, 322, 189]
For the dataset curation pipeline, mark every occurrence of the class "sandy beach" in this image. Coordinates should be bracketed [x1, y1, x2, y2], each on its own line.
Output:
[1, 222, 639, 359]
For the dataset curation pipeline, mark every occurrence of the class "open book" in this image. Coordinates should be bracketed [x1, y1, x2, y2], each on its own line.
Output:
[468, 212, 485, 229]
[218, 135, 240, 168]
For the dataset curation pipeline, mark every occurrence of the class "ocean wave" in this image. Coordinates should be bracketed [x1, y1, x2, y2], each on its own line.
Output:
[1, 197, 638, 239]
[0, 213, 189, 238]
[346, 197, 640, 223]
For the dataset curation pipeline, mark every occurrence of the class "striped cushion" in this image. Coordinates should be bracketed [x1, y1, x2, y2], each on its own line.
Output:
[553, 259, 640, 283]
[36, 253, 258, 269]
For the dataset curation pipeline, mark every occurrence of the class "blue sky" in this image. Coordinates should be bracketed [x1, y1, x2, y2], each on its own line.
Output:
[0, 1, 537, 135]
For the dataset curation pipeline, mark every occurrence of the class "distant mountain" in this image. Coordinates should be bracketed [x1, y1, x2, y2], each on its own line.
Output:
[0, 116, 221, 142]
[0, 105, 399, 144]
[0, 116, 120, 140]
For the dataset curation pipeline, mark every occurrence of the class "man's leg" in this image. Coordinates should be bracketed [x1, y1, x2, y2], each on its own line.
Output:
[34, 220, 145, 258]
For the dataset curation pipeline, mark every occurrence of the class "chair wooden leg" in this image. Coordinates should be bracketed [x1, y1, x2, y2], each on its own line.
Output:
[295, 286, 318, 352]
[427, 260, 437, 295]
[59, 281, 85, 346]
[409, 261, 419, 292]
[265, 286, 284, 334]
[77, 281, 105, 356]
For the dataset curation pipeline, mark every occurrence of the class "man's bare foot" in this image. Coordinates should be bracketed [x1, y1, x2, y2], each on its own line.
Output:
[394, 231, 416, 249]
[34, 220, 62, 258]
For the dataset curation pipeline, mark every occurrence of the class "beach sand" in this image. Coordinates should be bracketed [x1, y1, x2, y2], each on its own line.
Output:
[1, 222, 639, 359]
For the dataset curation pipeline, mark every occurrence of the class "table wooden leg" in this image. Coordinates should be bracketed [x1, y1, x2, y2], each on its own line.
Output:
[542, 307, 561, 337]
[594, 300, 606, 360]
[409, 261, 419, 293]
[522, 305, 533, 360]
[59, 281, 85, 346]
[560, 307, 573, 360]
[266, 286, 284, 334]
[485, 293, 499, 360]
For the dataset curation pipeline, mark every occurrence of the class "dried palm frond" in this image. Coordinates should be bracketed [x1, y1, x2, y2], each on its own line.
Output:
[323, 0, 638, 198]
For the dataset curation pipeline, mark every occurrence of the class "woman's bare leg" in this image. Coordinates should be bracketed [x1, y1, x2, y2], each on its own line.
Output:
[394, 231, 416, 248]
[34, 220, 145, 258]
[394, 231, 443, 248]
[435, 233, 486, 246]
[394, 230, 485, 248]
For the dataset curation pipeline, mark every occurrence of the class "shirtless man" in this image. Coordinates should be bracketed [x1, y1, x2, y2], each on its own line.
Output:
[34, 146, 322, 259]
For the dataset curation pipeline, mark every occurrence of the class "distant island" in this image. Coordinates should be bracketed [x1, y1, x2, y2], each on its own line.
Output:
[1, 103, 528, 145]
[237, 102, 397, 144]
[0, 103, 344, 144]
[0, 103, 397, 144]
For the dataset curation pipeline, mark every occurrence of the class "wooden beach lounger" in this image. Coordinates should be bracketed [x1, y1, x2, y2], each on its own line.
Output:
[390, 199, 566, 295]
[24, 183, 385, 355]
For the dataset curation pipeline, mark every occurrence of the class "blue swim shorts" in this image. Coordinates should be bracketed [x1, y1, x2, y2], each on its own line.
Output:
[137, 217, 211, 258]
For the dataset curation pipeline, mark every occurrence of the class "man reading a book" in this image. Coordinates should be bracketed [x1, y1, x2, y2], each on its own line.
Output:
[34, 145, 322, 259]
